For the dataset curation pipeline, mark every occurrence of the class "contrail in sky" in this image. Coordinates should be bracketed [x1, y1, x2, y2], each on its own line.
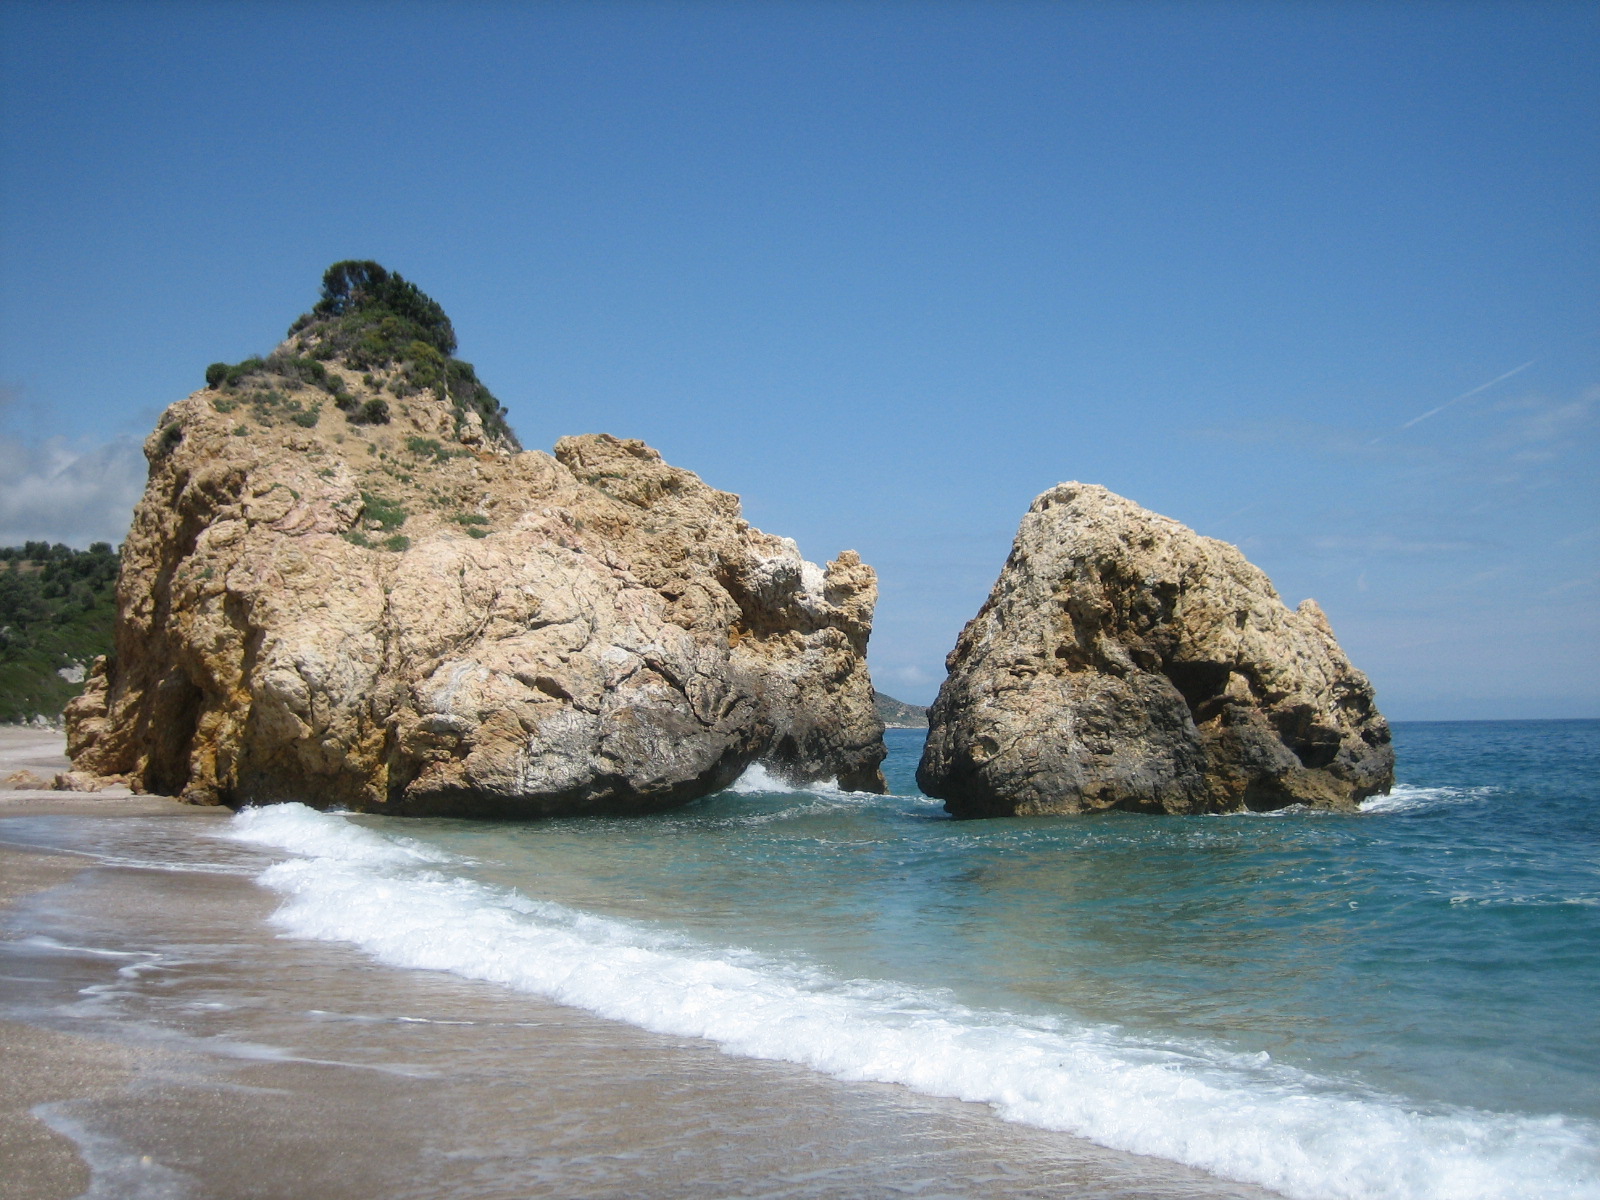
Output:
[1397, 359, 1539, 430]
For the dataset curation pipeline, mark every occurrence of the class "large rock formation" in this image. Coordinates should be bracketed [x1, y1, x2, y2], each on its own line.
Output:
[917, 483, 1392, 817]
[67, 264, 885, 815]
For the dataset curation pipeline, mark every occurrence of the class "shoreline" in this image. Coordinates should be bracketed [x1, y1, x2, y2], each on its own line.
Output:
[0, 730, 1276, 1200]
[5, 724, 1597, 1198]
[0, 844, 115, 1200]
[1, 727, 210, 1200]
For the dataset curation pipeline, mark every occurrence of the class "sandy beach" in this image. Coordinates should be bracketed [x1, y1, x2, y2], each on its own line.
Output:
[1, 726, 199, 1200]
[0, 851, 120, 1200]
[0, 727, 1276, 1200]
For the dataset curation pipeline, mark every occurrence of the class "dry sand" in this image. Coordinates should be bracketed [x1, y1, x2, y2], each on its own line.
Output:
[1, 724, 175, 815]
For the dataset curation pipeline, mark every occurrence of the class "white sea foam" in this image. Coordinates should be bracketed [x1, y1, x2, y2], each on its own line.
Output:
[1226, 802, 1326, 818]
[722, 760, 935, 807]
[724, 762, 800, 794]
[1448, 894, 1599, 908]
[1360, 783, 1495, 815]
[725, 761, 870, 796]
[228, 804, 1600, 1200]
[226, 804, 459, 867]
[707, 763, 935, 829]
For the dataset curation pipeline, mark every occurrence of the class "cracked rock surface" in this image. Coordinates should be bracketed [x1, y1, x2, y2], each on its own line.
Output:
[917, 483, 1392, 817]
[67, 371, 884, 816]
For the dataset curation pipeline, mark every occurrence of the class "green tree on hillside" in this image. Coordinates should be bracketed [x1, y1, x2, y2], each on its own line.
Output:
[309, 260, 457, 357]
[205, 260, 519, 448]
[0, 543, 120, 723]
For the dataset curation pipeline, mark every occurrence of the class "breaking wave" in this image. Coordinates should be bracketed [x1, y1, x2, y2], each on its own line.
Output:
[223, 804, 1600, 1200]
[1360, 783, 1497, 815]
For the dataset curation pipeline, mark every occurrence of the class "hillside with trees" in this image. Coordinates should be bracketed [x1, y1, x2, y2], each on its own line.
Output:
[0, 543, 119, 723]
[874, 691, 928, 728]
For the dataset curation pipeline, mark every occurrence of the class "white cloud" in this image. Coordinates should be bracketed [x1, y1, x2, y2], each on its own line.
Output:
[887, 663, 936, 687]
[1493, 387, 1597, 447]
[0, 432, 147, 547]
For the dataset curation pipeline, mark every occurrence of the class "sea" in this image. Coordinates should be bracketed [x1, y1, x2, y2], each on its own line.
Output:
[1, 719, 1596, 1200]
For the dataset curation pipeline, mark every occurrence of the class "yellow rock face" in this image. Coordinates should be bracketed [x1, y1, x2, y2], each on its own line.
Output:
[67, 353, 885, 815]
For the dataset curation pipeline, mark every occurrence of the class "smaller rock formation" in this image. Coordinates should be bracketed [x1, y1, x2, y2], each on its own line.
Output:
[917, 483, 1393, 816]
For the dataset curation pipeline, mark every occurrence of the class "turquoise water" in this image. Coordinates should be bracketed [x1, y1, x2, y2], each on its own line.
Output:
[203, 718, 1598, 1199]
[391, 721, 1600, 1124]
[15, 719, 1588, 1198]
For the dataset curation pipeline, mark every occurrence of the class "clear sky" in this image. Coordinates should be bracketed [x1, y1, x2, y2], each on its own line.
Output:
[2, 1, 1595, 719]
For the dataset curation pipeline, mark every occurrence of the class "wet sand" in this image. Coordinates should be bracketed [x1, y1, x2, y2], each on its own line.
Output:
[2, 726, 189, 1200]
[0, 731, 1277, 1199]
[1, 848, 113, 1200]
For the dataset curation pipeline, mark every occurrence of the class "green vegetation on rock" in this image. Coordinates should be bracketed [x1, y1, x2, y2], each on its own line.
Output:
[205, 350, 356, 418]
[199, 261, 517, 447]
[0, 543, 119, 723]
[353, 397, 390, 425]
[290, 260, 517, 447]
[359, 492, 408, 531]
[406, 436, 466, 462]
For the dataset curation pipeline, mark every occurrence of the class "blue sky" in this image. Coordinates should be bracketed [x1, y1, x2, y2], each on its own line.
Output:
[2, 1, 1595, 718]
